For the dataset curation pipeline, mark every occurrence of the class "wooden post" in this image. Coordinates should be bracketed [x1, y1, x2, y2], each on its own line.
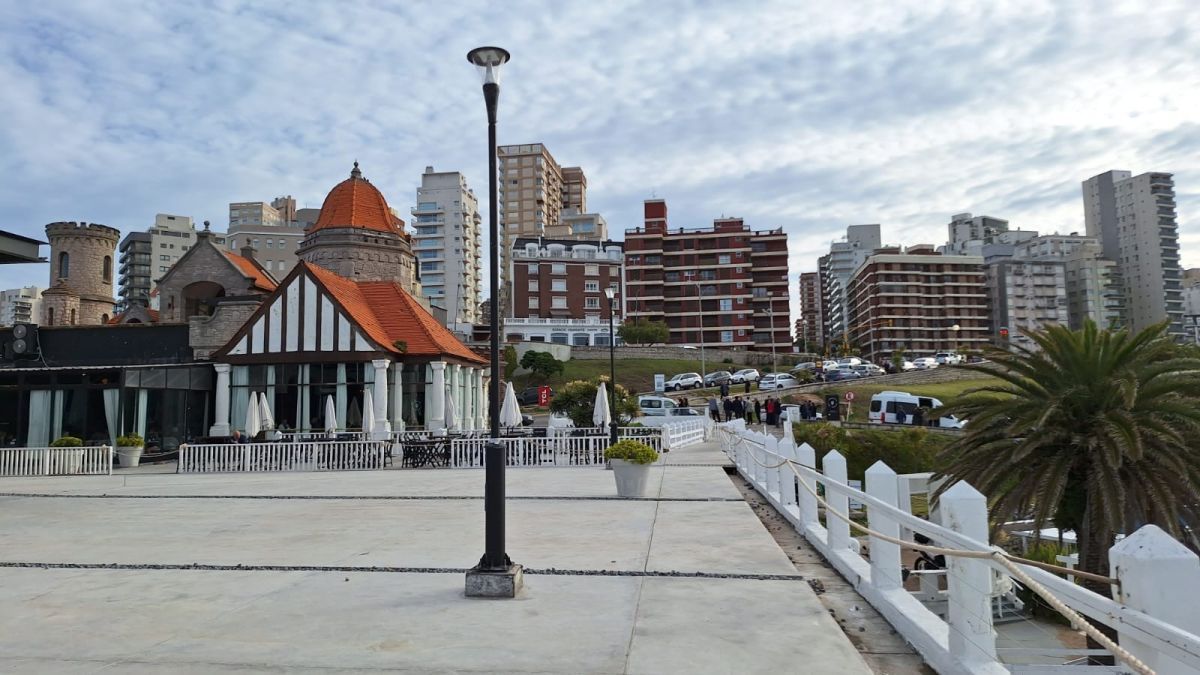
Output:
[866, 460, 901, 589]
[940, 481, 997, 665]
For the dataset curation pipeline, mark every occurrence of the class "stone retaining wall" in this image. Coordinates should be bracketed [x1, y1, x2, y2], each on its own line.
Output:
[576, 345, 803, 366]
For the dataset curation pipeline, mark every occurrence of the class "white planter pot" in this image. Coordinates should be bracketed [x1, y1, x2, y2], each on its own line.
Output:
[117, 446, 144, 468]
[610, 459, 652, 498]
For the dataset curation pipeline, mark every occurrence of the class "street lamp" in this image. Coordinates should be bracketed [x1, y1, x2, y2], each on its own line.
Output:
[465, 45, 521, 597]
[694, 281, 706, 380]
[604, 287, 619, 446]
[763, 304, 778, 376]
[951, 323, 961, 354]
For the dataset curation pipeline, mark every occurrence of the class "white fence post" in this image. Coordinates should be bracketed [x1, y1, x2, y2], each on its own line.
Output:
[1110, 524, 1200, 675]
[764, 436, 780, 499]
[778, 439, 797, 507]
[822, 449, 853, 553]
[865, 460, 901, 590]
[796, 442, 819, 527]
[940, 481, 997, 665]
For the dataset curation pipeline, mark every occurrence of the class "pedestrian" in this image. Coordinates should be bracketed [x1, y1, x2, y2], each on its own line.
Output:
[766, 398, 777, 426]
[753, 399, 762, 424]
[744, 380, 751, 394]
[680, 395, 689, 408]
[230, 429, 246, 444]
[722, 397, 733, 422]
[720, 381, 730, 398]
[707, 396, 720, 422]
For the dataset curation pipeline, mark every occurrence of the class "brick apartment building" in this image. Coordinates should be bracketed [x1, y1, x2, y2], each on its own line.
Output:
[625, 200, 790, 352]
[845, 245, 989, 362]
[506, 237, 625, 345]
[798, 271, 823, 352]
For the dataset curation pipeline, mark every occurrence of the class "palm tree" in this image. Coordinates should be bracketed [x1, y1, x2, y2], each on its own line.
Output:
[937, 321, 1200, 601]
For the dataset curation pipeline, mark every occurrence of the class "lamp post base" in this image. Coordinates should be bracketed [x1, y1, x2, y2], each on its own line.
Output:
[465, 563, 524, 598]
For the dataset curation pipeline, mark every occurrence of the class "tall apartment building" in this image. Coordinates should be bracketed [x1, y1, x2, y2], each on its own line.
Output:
[1083, 170, 1184, 335]
[227, 197, 305, 277]
[116, 214, 221, 311]
[506, 237, 625, 345]
[844, 245, 989, 362]
[944, 213, 1037, 256]
[0, 286, 42, 326]
[818, 224, 881, 346]
[551, 208, 608, 240]
[1014, 234, 1125, 331]
[798, 272, 823, 352]
[562, 166, 587, 212]
[412, 166, 482, 329]
[625, 200, 790, 352]
[982, 243, 1069, 349]
[1183, 269, 1200, 343]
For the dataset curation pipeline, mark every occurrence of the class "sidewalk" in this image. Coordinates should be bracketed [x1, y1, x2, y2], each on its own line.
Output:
[0, 439, 872, 674]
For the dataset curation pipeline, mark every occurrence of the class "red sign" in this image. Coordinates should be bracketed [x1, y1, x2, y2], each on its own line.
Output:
[844, 391, 856, 402]
[538, 386, 551, 407]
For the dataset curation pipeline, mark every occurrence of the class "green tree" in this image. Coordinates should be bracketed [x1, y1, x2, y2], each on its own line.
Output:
[891, 347, 907, 372]
[502, 345, 518, 380]
[618, 318, 669, 346]
[520, 350, 564, 380]
[549, 377, 640, 428]
[937, 321, 1200, 609]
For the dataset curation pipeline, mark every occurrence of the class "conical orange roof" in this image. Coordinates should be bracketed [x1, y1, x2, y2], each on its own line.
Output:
[309, 162, 405, 235]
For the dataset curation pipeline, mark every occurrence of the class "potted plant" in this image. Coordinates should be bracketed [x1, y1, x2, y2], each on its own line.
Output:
[116, 434, 145, 468]
[604, 439, 660, 498]
[49, 435, 85, 473]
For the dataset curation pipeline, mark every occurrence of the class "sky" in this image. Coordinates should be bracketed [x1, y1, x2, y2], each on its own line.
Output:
[2, 0, 1199, 323]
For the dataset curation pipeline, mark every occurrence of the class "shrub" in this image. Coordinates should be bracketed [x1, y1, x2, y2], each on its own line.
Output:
[722, 357, 733, 364]
[604, 439, 659, 465]
[503, 345, 518, 380]
[549, 378, 639, 428]
[117, 434, 144, 447]
[520, 350, 564, 379]
[791, 422, 949, 481]
[50, 436, 83, 447]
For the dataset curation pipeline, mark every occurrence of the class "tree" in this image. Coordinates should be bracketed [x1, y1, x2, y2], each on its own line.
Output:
[891, 347, 907, 372]
[520, 350, 564, 380]
[618, 318, 669, 346]
[936, 321, 1200, 642]
[502, 345, 518, 380]
[549, 377, 640, 428]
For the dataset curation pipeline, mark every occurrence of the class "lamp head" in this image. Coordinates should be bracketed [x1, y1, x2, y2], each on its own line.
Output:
[604, 287, 615, 301]
[467, 46, 510, 85]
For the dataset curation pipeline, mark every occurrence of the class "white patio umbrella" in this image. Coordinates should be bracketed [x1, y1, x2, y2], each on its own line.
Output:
[324, 395, 338, 436]
[500, 382, 523, 429]
[245, 392, 262, 439]
[444, 387, 459, 433]
[362, 388, 375, 435]
[592, 381, 612, 431]
[258, 391, 275, 431]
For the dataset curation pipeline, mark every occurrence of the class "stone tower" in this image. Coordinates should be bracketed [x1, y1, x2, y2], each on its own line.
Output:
[297, 163, 419, 293]
[42, 221, 120, 326]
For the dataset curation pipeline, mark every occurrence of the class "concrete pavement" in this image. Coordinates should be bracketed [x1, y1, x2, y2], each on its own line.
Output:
[0, 439, 874, 674]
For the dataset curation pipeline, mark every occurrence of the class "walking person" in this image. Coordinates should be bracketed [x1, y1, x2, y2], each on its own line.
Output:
[753, 399, 762, 424]
[707, 396, 720, 422]
[722, 397, 733, 423]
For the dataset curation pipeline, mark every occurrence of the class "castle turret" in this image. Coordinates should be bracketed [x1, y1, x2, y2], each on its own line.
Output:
[42, 221, 120, 325]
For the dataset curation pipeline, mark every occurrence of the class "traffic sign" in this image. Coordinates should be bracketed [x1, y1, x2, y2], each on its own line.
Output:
[844, 391, 855, 402]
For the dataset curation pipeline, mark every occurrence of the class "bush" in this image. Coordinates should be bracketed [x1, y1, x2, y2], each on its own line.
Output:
[791, 422, 949, 481]
[503, 345, 518, 380]
[117, 434, 144, 447]
[520, 350, 564, 379]
[50, 436, 83, 447]
[722, 357, 733, 364]
[604, 439, 659, 465]
[549, 378, 640, 428]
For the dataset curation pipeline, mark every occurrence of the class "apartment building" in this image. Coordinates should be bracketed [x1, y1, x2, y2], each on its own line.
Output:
[562, 166, 587, 212]
[945, 212, 1038, 257]
[549, 208, 608, 240]
[117, 214, 224, 311]
[0, 286, 42, 326]
[844, 245, 989, 362]
[412, 166, 482, 330]
[1083, 170, 1184, 335]
[798, 271, 823, 352]
[625, 200, 790, 352]
[818, 224, 881, 345]
[227, 197, 305, 277]
[1014, 234, 1125, 331]
[506, 237, 624, 345]
[983, 244, 1068, 349]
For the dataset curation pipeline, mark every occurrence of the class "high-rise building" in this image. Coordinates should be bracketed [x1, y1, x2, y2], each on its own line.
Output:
[982, 243, 1069, 349]
[944, 213, 1037, 256]
[0, 286, 42, 326]
[844, 245, 989, 362]
[818, 224, 881, 346]
[798, 272, 823, 353]
[562, 166, 587, 212]
[625, 200, 790, 351]
[549, 208, 608, 240]
[1083, 170, 1183, 335]
[228, 197, 306, 277]
[116, 214, 221, 312]
[1013, 234, 1125, 331]
[412, 166, 482, 329]
[506, 237, 625, 345]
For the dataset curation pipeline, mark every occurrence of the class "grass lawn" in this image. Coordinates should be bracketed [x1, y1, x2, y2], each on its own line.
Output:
[812, 375, 1005, 405]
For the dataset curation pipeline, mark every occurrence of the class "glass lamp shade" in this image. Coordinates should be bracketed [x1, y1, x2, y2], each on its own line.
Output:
[467, 46, 510, 85]
[604, 288, 615, 301]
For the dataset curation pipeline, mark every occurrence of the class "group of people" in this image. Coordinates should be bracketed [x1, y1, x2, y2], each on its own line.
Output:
[703, 395, 789, 427]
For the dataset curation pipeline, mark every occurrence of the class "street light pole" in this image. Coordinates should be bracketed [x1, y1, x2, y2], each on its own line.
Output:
[605, 288, 618, 446]
[465, 46, 521, 596]
[695, 281, 706, 380]
[766, 304, 777, 375]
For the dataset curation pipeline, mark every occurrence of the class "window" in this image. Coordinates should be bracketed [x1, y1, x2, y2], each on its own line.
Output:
[720, 298, 732, 311]
[160, 266, 169, 272]
[528, 280, 539, 292]
[585, 297, 600, 309]
[69, 308, 76, 325]
[229, 239, 236, 249]
[47, 307, 54, 325]
[160, 255, 171, 261]
[552, 296, 567, 309]
[573, 334, 590, 346]
[102, 256, 112, 282]
[527, 263, 538, 274]
[551, 279, 566, 292]
[529, 297, 539, 309]
[160, 243, 168, 249]
[266, 239, 273, 249]
[551, 263, 566, 274]
[585, 264, 599, 276]
[585, 280, 599, 292]
[253, 239, 260, 248]
[719, 254, 731, 265]
[721, 330, 734, 343]
[551, 332, 569, 345]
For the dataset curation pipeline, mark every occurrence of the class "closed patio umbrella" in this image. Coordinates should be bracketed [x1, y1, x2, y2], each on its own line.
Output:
[592, 381, 611, 431]
[258, 392, 274, 432]
[324, 395, 338, 436]
[245, 392, 261, 439]
[500, 382, 523, 429]
[362, 389, 375, 435]
[444, 387, 459, 433]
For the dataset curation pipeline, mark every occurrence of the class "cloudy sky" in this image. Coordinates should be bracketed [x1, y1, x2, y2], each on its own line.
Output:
[2, 0, 1198, 321]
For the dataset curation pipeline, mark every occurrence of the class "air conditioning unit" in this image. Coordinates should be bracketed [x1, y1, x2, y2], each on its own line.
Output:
[10, 322, 39, 358]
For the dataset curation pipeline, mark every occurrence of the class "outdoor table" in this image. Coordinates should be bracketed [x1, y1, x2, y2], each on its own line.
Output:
[403, 439, 450, 468]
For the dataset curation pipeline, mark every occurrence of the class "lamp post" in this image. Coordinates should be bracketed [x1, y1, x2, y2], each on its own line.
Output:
[694, 281, 706, 380]
[465, 45, 521, 597]
[604, 287, 619, 446]
[951, 323, 961, 355]
[764, 304, 778, 376]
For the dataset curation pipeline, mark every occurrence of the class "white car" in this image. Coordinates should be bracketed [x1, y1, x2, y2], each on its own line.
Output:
[934, 352, 966, 365]
[912, 357, 939, 370]
[898, 360, 918, 372]
[836, 357, 863, 367]
[664, 372, 703, 391]
[730, 368, 760, 383]
[851, 363, 886, 377]
[759, 373, 799, 390]
[639, 395, 679, 416]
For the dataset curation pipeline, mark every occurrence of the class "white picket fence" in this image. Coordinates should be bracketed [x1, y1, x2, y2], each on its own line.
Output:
[178, 441, 386, 473]
[448, 435, 609, 467]
[717, 421, 1200, 675]
[0, 446, 113, 477]
[661, 419, 708, 450]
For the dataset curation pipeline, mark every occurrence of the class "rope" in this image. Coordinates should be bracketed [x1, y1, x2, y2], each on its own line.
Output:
[724, 431, 1154, 675]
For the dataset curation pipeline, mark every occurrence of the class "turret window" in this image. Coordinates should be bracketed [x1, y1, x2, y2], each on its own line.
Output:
[103, 256, 112, 282]
[58, 252, 70, 278]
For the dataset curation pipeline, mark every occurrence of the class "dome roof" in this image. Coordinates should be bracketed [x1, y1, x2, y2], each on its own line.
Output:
[309, 162, 405, 236]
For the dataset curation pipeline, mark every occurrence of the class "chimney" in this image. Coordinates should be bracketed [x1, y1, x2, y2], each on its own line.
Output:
[197, 220, 212, 241]
[241, 244, 258, 261]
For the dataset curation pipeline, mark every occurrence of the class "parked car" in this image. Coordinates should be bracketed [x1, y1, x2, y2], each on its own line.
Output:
[851, 363, 886, 377]
[836, 357, 863, 367]
[638, 395, 680, 416]
[868, 391, 964, 428]
[639, 406, 706, 427]
[934, 352, 966, 365]
[824, 368, 862, 382]
[821, 360, 840, 371]
[517, 386, 553, 406]
[790, 362, 817, 373]
[703, 370, 732, 387]
[730, 368, 761, 383]
[898, 360, 918, 372]
[912, 357, 939, 370]
[664, 372, 704, 391]
[759, 372, 799, 390]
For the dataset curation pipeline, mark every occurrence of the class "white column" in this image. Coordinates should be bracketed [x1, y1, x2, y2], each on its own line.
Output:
[941, 481, 997, 665]
[445, 363, 459, 431]
[371, 359, 391, 439]
[476, 369, 487, 430]
[391, 362, 405, 432]
[480, 374, 491, 431]
[429, 361, 446, 431]
[210, 363, 231, 436]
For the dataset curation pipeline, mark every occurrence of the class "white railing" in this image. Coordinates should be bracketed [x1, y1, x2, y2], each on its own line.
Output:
[662, 419, 707, 450]
[178, 441, 386, 473]
[717, 421, 1200, 675]
[447, 436, 609, 468]
[0, 446, 113, 477]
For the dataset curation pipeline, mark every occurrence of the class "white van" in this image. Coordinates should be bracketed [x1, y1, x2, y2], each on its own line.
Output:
[638, 395, 678, 417]
[868, 391, 964, 428]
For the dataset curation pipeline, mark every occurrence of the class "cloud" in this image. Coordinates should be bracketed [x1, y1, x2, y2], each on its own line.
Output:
[1, 0, 1199, 328]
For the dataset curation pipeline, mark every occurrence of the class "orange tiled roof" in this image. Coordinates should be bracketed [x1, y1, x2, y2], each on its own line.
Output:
[303, 262, 485, 364]
[309, 162, 405, 236]
[222, 250, 277, 292]
[107, 309, 160, 324]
